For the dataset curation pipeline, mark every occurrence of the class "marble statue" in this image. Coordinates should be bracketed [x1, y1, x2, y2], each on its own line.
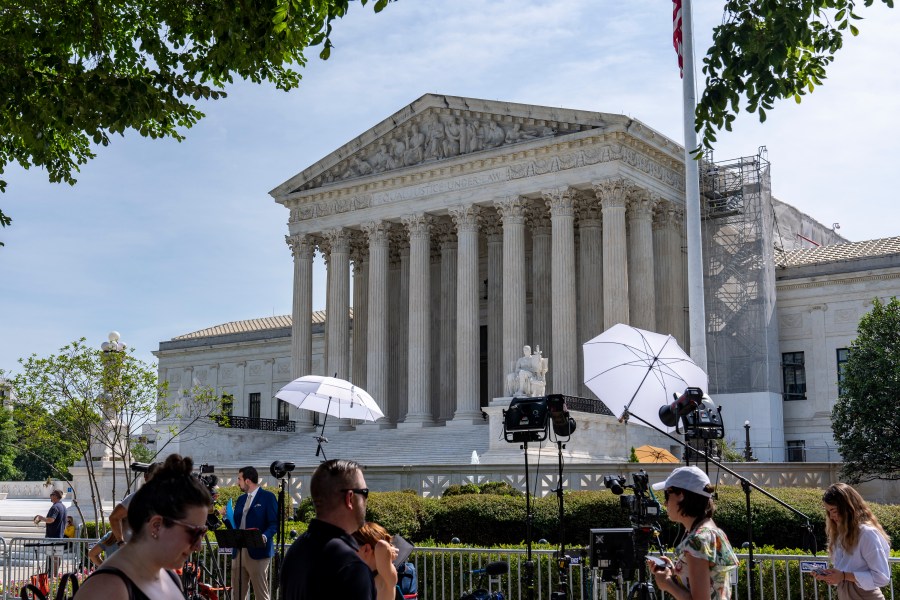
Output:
[505, 344, 549, 397]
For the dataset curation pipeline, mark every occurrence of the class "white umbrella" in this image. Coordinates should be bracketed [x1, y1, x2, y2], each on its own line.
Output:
[583, 323, 708, 431]
[275, 375, 383, 459]
[276, 375, 384, 422]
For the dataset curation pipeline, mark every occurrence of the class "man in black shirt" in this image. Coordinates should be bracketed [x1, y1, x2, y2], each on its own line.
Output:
[35, 489, 66, 538]
[281, 459, 382, 600]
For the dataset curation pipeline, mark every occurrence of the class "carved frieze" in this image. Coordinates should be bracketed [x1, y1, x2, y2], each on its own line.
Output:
[299, 110, 571, 191]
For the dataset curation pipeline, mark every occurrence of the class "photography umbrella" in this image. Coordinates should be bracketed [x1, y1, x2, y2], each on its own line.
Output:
[583, 323, 708, 431]
[275, 375, 383, 458]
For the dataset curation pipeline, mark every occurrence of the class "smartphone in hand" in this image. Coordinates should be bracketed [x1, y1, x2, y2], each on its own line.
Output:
[646, 555, 668, 569]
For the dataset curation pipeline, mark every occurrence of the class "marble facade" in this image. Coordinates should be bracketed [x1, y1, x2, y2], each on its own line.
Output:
[274, 94, 691, 428]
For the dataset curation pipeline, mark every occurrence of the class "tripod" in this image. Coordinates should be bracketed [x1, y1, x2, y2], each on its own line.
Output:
[272, 475, 289, 600]
[625, 528, 657, 600]
[521, 439, 537, 600]
[550, 438, 570, 600]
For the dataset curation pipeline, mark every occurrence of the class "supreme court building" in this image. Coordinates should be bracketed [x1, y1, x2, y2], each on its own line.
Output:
[155, 94, 897, 470]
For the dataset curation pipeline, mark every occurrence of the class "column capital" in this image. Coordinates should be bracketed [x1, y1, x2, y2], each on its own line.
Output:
[285, 233, 315, 260]
[402, 213, 432, 240]
[653, 200, 684, 230]
[481, 209, 503, 241]
[362, 221, 393, 247]
[576, 190, 603, 225]
[433, 218, 458, 249]
[349, 231, 369, 270]
[322, 228, 352, 253]
[542, 187, 576, 217]
[494, 195, 528, 224]
[592, 178, 631, 210]
[449, 204, 481, 232]
[527, 199, 552, 232]
[627, 189, 656, 220]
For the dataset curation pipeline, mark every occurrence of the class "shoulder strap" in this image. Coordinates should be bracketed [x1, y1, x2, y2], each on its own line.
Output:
[87, 567, 135, 600]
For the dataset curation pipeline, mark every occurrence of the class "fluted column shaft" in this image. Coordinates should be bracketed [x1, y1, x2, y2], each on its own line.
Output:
[496, 196, 528, 386]
[450, 205, 481, 420]
[654, 204, 686, 344]
[577, 201, 603, 397]
[627, 191, 656, 331]
[324, 229, 351, 381]
[286, 234, 315, 426]
[351, 245, 369, 392]
[594, 180, 630, 328]
[545, 188, 578, 395]
[439, 228, 458, 421]
[484, 213, 504, 399]
[529, 207, 553, 392]
[403, 214, 432, 424]
[364, 222, 390, 415]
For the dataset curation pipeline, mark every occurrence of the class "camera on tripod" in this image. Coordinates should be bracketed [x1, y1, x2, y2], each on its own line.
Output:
[603, 470, 661, 528]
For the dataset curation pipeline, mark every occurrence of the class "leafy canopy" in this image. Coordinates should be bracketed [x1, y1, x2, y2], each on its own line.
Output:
[0, 0, 389, 242]
[697, 0, 894, 151]
[832, 297, 900, 482]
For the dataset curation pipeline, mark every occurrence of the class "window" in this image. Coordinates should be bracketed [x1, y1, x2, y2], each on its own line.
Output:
[248, 393, 261, 420]
[277, 399, 290, 422]
[836, 348, 850, 397]
[782, 352, 807, 400]
[786, 440, 806, 462]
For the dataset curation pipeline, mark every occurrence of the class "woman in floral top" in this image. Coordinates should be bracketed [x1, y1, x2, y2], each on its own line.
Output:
[647, 466, 739, 600]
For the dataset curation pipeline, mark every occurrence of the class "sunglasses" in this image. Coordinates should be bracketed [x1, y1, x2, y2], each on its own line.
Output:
[341, 488, 370, 500]
[164, 517, 209, 544]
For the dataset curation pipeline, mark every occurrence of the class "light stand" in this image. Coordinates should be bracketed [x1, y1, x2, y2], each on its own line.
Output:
[624, 408, 815, 600]
[270, 460, 295, 600]
[503, 397, 550, 600]
[547, 394, 577, 600]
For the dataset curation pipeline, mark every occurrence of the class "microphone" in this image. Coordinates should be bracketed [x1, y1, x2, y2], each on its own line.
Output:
[472, 561, 509, 576]
[658, 387, 704, 427]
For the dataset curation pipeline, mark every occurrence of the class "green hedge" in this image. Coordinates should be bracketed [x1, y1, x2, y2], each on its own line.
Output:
[333, 485, 900, 551]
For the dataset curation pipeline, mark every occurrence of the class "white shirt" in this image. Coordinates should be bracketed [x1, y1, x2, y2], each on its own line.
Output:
[831, 524, 891, 591]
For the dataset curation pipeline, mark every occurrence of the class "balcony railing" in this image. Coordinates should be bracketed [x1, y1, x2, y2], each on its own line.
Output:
[214, 415, 296, 432]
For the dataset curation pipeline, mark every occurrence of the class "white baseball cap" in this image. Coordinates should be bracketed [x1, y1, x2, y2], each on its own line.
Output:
[651, 466, 712, 497]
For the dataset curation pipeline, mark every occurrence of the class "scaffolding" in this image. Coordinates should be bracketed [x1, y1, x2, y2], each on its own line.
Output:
[701, 148, 780, 396]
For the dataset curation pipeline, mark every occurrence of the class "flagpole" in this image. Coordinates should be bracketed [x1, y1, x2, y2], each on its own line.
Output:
[679, 0, 708, 372]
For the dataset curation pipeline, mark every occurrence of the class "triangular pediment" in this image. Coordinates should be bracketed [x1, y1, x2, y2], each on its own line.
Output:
[271, 94, 627, 197]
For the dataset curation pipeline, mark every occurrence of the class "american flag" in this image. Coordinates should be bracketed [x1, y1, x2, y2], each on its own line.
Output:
[673, 0, 684, 78]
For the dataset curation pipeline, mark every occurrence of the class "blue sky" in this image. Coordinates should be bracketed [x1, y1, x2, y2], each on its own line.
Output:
[2, 0, 898, 371]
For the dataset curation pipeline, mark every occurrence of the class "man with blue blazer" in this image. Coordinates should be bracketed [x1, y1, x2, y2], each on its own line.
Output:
[232, 466, 279, 600]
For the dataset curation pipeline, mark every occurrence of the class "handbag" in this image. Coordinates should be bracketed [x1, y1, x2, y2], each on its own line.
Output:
[837, 580, 885, 600]
[29, 573, 50, 597]
[20, 583, 48, 600]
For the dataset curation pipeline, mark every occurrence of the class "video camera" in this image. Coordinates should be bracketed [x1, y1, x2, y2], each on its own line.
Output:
[603, 470, 661, 528]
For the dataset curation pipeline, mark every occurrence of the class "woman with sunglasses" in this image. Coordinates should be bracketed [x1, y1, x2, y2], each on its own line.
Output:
[648, 466, 739, 600]
[76, 453, 212, 600]
[814, 483, 891, 599]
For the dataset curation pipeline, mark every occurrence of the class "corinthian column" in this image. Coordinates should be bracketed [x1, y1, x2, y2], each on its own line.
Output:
[576, 196, 603, 397]
[437, 221, 458, 422]
[285, 233, 316, 426]
[627, 189, 657, 331]
[544, 187, 578, 395]
[495, 195, 528, 387]
[350, 234, 369, 392]
[483, 211, 504, 399]
[653, 203, 686, 344]
[449, 205, 482, 423]
[594, 179, 630, 328]
[528, 202, 553, 392]
[323, 229, 351, 381]
[402, 214, 433, 425]
[363, 221, 390, 417]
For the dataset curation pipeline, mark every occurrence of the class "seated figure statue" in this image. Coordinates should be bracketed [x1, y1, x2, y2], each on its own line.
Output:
[505, 344, 549, 397]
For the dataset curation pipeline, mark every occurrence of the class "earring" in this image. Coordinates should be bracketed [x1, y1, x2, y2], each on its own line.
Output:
[152, 530, 159, 539]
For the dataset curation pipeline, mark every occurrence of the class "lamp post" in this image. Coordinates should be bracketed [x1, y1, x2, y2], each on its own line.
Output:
[743, 420, 754, 462]
[96, 331, 128, 462]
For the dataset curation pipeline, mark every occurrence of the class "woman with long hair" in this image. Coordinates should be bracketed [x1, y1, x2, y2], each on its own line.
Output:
[647, 466, 739, 600]
[814, 483, 891, 599]
[353, 521, 401, 600]
[75, 454, 212, 599]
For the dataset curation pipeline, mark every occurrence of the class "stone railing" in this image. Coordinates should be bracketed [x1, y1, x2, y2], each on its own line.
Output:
[0, 481, 68, 499]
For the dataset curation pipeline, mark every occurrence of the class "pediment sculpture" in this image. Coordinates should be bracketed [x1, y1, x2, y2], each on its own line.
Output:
[298, 111, 588, 191]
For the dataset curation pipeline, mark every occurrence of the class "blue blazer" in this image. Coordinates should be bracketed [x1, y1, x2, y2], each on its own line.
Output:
[233, 487, 279, 559]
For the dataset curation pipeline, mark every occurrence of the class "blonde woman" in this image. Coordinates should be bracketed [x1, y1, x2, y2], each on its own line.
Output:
[814, 483, 891, 599]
